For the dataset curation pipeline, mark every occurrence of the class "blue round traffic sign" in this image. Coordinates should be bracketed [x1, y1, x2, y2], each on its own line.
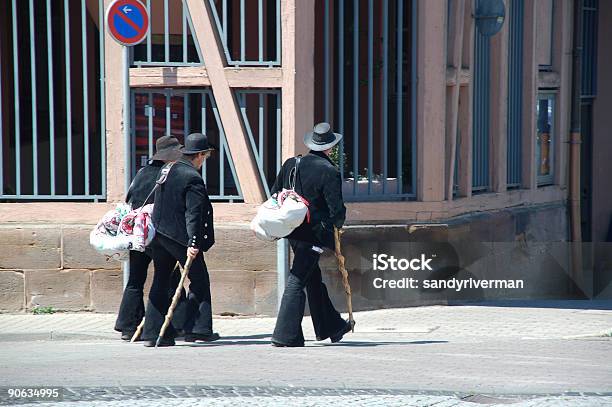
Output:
[106, 0, 149, 46]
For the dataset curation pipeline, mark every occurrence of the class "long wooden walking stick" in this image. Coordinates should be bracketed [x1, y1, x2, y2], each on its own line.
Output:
[130, 261, 181, 343]
[155, 256, 194, 347]
[334, 226, 354, 331]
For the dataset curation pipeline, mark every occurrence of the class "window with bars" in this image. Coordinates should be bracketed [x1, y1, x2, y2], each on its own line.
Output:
[507, 0, 523, 188]
[132, 0, 203, 66]
[472, 0, 490, 193]
[314, 0, 416, 201]
[0, 0, 106, 201]
[130, 88, 281, 201]
[209, 0, 281, 66]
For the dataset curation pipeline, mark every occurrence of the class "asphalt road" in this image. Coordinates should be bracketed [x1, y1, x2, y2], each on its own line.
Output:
[1, 335, 611, 394]
[1, 303, 611, 406]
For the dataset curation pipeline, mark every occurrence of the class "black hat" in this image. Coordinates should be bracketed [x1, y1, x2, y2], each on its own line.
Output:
[151, 135, 183, 161]
[182, 132, 216, 155]
[303, 122, 343, 151]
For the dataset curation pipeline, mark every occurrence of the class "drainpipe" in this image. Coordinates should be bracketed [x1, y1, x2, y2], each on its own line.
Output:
[569, 0, 584, 296]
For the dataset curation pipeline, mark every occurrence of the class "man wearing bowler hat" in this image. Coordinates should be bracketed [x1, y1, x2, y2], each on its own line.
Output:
[114, 135, 186, 341]
[270, 122, 353, 347]
[142, 132, 219, 347]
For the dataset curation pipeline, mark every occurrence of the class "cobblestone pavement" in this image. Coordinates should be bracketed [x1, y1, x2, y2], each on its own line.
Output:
[2, 386, 612, 407]
[0, 302, 611, 406]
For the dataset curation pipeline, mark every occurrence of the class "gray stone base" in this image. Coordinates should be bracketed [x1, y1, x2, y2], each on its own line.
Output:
[0, 225, 278, 315]
[1, 202, 609, 315]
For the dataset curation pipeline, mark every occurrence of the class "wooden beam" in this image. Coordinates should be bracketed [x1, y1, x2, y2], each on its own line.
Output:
[552, 0, 573, 188]
[225, 67, 283, 88]
[417, 0, 447, 202]
[104, 0, 126, 202]
[281, 0, 314, 160]
[445, 0, 465, 200]
[130, 67, 211, 87]
[129, 66, 283, 88]
[490, 3, 509, 193]
[457, 0, 475, 198]
[185, 0, 266, 203]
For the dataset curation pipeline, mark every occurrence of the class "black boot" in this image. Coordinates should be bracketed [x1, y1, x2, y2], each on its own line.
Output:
[184, 332, 220, 343]
[144, 337, 175, 347]
[329, 319, 355, 343]
[120, 331, 135, 341]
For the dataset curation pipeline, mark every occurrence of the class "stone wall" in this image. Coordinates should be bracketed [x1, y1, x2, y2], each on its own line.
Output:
[3, 202, 604, 315]
[317, 202, 590, 311]
[0, 225, 277, 315]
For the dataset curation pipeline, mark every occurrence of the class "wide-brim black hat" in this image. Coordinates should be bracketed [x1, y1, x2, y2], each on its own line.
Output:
[182, 132, 217, 155]
[304, 122, 343, 151]
[151, 135, 184, 161]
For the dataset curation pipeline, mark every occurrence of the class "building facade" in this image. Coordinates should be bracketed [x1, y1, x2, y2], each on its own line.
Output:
[0, 0, 610, 314]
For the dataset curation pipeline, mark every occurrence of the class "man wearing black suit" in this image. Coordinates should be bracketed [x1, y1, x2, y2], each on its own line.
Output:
[114, 135, 184, 340]
[270, 122, 354, 347]
[142, 132, 219, 347]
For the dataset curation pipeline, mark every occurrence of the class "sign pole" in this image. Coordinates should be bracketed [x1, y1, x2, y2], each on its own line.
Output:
[122, 45, 131, 290]
[276, 239, 289, 312]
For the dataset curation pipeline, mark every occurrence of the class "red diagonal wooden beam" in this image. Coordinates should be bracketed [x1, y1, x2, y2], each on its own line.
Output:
[185, 0, 266, 204]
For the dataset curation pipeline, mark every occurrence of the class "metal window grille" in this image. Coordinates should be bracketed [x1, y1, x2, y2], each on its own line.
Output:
[0, 0, 106, 201]
[236, 90, 282, 197]
[472, 0, 490, 193]
[507, 0, 523, 188]
[208, 0, 281, 66]
[316, 0, 417, 201]
[131, 88, 242, 201]
[132, 0, 204, 66]
[581, 0, 598, 99]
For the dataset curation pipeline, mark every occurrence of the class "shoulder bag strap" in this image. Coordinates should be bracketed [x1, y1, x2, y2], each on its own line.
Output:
[137, 162, 175, 215]
[288, 155, 302, 191]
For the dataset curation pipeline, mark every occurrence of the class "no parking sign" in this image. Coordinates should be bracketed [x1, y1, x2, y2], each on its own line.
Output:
[106, 0, 149, 46]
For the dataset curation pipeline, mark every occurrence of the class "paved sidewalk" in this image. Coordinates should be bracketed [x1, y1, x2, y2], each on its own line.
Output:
[1, 300, 611, 342]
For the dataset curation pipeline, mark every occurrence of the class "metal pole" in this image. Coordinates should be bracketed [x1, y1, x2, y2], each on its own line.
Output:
[64, 0, 73, 196]
[82, 0, 90, 195]
[123, 46, 131, 290]
[164, 0, 169, 63]
[11, 0, 20, 197]
[276, 238, 289, 312]
[48, 0, 56, 196]
[29, 0, 38, 195]
[99, 0, 106, 197]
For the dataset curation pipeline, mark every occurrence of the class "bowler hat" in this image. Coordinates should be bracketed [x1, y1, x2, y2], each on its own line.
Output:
[151, 135, 183, 161]
[182, 132, 217, 155]
[304, 122, 343, 151]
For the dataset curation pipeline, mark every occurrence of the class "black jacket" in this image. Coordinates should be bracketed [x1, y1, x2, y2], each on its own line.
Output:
[126, 161, 164, 208]
[152, 158, 215, 251]
[271, 150, 346, 249]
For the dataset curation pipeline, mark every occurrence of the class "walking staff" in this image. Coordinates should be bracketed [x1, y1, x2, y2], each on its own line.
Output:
[114, 136, 187, 341]
[270, 122, 355, 347]
[141, 133, 219, 347]
[334, 227, 354, 330]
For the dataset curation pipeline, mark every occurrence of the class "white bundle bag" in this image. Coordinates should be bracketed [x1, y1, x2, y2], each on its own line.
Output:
[250, 156, 309, 241]
[89, 203, 133, 261]
[89, 162, 175, 261]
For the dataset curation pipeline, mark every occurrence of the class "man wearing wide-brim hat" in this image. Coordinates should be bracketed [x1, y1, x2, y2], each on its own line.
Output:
[114, 135, 187, 341]
[269, 122, 353, 347]
[143, 132, 219, 347]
